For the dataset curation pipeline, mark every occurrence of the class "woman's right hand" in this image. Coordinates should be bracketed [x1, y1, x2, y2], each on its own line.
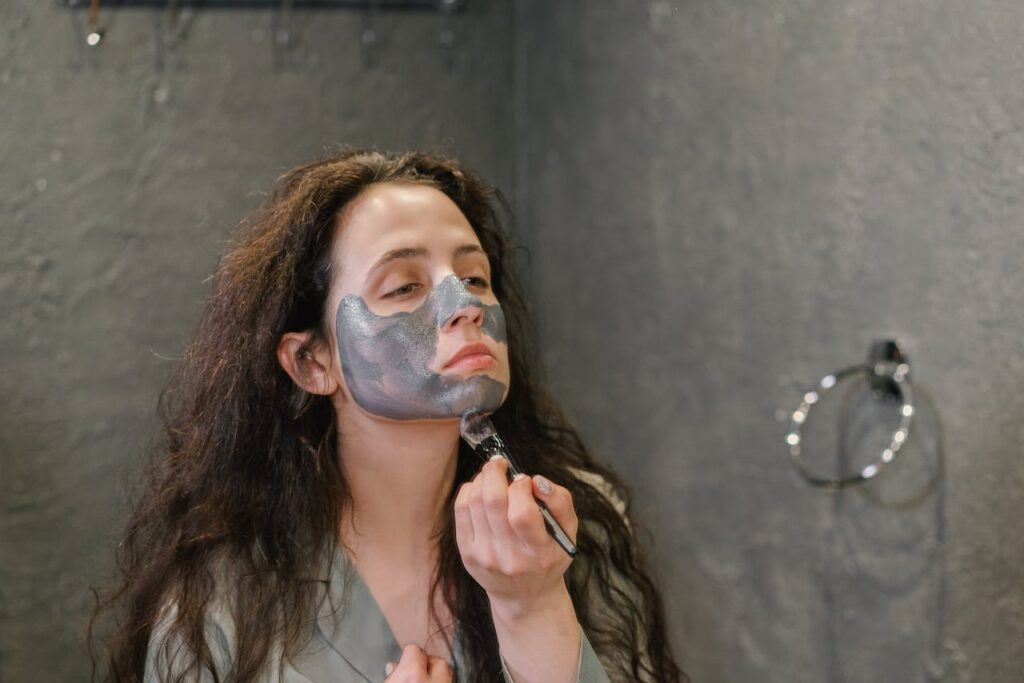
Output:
[383, 644, 452, 682]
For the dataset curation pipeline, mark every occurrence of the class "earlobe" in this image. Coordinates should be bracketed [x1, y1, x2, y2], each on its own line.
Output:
[276, 332, 339, 396]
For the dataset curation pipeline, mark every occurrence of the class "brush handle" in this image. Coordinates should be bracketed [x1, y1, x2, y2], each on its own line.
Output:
[536, 498, 578, 558]
[474, 435, 578, 558]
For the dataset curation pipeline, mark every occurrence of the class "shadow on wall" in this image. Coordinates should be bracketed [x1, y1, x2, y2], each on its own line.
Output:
[816, 382, 948, 681]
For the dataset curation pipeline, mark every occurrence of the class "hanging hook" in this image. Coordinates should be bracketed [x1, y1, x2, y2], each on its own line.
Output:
[85, 0, 104, 46]
[153, 0, 186, 73]
[360, 0, 381, 68]
[163, 0, 182, 51]
[150, 0, 196, 103]
[438, 0, 458, 68]
[272, 0, 296, 68]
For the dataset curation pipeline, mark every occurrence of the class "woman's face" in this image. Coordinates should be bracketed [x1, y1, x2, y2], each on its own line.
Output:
[325, 182, 511, 421]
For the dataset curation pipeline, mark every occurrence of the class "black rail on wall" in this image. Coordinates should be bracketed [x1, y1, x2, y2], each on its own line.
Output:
[57, 0, 465, 11]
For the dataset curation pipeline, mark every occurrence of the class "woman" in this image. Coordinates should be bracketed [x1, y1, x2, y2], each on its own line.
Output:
[92, 149, 686, 682]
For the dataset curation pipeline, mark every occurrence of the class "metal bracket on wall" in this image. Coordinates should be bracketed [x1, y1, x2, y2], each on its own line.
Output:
[59, 0, 467, 57]
[58, 0, 464, 8]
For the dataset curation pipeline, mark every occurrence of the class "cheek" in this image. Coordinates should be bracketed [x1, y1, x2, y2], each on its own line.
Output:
[329, 330, 356, 400]
[498, 348, 512, 404]
[332, 298, 374, 392]
[498, 344, 512, 382]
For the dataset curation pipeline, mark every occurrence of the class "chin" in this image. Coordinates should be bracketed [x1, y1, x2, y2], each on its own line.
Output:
[444, 375, 507, 416]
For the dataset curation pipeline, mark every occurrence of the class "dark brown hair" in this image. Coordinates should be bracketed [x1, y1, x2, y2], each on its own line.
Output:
[89, 148, 686, 682]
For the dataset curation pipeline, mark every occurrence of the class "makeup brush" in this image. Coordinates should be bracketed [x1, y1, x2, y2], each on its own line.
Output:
[460, 409, 577, 558]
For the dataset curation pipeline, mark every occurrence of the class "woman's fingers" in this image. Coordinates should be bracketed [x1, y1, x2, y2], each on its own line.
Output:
[427, 655, 453, 681]
[461, 462, 579, 554]
[384, 644, 429, 681]
[454, 462, 580, 610]
[506, 473, 548, 548]
[464, 473, 495, 565]
[531, 475, 579, 542]
[384, 647, 453, 682]
[453, 482, 474, 548]
[400, 644, 428, 670]
[480, 457, 519, 551]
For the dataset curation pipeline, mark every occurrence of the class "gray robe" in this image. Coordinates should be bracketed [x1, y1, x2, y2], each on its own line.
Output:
[144, 543, 612, 682]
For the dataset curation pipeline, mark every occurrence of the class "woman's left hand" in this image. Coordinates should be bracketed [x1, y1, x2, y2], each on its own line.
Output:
[453, 456, 579, 613]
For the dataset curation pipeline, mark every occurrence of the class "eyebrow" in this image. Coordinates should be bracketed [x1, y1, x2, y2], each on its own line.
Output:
[365, 243, 487, 281]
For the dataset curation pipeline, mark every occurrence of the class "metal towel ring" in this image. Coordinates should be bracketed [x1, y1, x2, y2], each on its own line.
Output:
[786, 339, 915, 489]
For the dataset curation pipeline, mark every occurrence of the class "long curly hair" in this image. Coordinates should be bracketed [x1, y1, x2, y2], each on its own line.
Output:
[88, 148, 687, 682]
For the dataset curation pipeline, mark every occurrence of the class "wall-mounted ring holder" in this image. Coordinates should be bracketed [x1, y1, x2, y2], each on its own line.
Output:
[786, 339, 915, 489]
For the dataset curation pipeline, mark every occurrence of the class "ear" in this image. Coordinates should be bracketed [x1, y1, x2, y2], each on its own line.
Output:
[277, 331, 340, 396]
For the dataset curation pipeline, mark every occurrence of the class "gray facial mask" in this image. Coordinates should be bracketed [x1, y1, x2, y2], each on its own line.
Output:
[335, 274, 508, 420]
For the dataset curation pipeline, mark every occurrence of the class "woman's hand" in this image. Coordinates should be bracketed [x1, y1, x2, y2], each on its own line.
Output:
[453, 456, 579, 614]
[454, 457, 583, 682]
[384, 644, 452, 682]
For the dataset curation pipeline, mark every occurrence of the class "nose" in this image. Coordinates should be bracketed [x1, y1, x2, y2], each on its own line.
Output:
[435, 274, 486, 331]
[442, 301, 485, 332]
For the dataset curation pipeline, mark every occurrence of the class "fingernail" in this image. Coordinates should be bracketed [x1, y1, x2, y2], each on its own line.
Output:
[384, 662, 396, 676]
[513, 473, 526, 481]
[534, 475, 552, 495]
[489, 454, 505, 463]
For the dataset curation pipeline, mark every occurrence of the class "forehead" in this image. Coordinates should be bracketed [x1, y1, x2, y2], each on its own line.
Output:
[332, 182, 481, 277]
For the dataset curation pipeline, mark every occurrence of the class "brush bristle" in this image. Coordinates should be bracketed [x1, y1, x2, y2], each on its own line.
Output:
[460, 408, 496, 447]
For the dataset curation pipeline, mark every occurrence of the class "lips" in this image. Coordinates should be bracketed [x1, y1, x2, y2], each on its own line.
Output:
[443, 342, 495, 370]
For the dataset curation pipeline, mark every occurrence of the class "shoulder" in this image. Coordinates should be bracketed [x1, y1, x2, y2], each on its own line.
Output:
[566, 466, 629, 523]
[146, 597, 237, 682]
[144, 560, 241, 681]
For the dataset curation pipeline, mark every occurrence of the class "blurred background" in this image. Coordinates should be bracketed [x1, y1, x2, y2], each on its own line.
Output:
[2, 1, 1023, 681]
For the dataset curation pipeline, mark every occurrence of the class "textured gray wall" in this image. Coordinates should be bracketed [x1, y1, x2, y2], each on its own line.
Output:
[0, 2, 512, 680]
[516, 1, 1023, 681]
[5, 0, 1024, 681]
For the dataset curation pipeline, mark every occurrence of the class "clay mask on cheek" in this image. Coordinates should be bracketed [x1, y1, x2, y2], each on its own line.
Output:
[335, 274, 508, 420]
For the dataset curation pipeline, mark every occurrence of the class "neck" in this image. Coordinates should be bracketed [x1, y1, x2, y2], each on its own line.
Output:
[336, 408, 462, 566]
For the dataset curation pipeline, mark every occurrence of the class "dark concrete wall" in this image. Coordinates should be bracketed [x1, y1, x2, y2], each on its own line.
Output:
[0, 2, 512, 680]
[5, 0, 1024, 681]
[516, 1, 1024, 681]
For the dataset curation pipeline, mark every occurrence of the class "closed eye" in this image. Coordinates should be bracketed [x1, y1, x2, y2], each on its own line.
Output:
[462, 276, 490, 289]
[384, 276, 488, 300]
[383, 283, 421, 299]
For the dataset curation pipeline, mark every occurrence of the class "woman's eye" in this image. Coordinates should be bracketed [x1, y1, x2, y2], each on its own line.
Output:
[384, 277, 487, 299]
[462, 276, 490, 289]
[383, 283, 420, 299]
